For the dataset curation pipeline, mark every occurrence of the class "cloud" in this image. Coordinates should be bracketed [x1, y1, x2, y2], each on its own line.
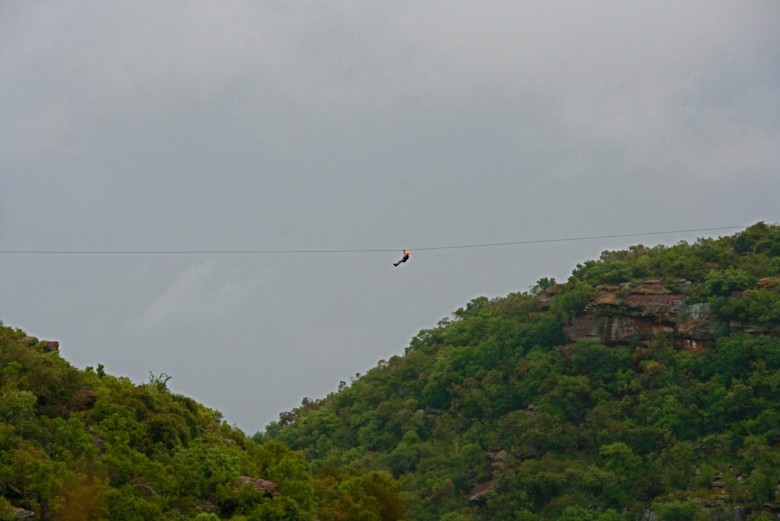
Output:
[136, 258, 267, 330]
[3, 0, 778, 431]
[4, 2, 778, 158]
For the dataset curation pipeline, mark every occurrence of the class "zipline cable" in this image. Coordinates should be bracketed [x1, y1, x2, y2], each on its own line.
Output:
[412, 226, 749, 251]
[0, 225, 749, 255]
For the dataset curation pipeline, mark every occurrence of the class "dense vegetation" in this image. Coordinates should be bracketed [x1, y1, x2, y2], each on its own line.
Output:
[0, 328, 403, 520]
[264, 223, 780, 521]
[2, 223, 778, 520]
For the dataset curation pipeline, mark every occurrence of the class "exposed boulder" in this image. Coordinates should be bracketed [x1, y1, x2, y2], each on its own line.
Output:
[14, 335, 60, 351]
[467, 480, 496, 505]
[40, 341, 59, 352]
[622, 293, 686, 320]
[676, 303, 720, 338]
[562, 314, 602, 342]
[131, 477, 157, 496]
[238, 476, 278, 497]
[546, 278, 732, 349]
[489, 449, 508, 470]
[13, 507, 35, 519]
[593, 284, 621, 305]
[535, 283, 565, 310]
[73, 386, 98, 410]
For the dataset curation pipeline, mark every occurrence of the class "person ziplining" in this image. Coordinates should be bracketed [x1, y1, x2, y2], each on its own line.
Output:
[393, 249, 411, 267]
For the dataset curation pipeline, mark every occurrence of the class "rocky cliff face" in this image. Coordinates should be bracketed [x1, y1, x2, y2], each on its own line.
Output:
[537, 278, 774, 350]
[534, 278, 773, 521]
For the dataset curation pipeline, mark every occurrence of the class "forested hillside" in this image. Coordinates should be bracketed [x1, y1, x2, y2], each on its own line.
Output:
[264, 223, 780, 521]
[3, 223, 779, 521]
[0, 328, 403, 520]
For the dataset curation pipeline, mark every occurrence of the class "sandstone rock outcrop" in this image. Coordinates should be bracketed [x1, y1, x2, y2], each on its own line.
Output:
[238, 476, 278, 497]
[538, 278, 735, 350]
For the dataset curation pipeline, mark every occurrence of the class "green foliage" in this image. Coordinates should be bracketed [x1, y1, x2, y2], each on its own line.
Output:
[550, 281, 593, 321]
[266, 224, 780, 521]
[556, 506, 627, 521]
[531, 277, 557, 295]
[4, 224, 779, 521]
[733, 221, 780, 256]
[652, 499, 707, 521]
[0, 325, 402, 520]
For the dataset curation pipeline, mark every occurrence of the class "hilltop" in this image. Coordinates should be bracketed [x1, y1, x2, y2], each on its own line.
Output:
[264, 222, 780, 521]
[0, 327, 403, 520]
[2, 223, 779, 521]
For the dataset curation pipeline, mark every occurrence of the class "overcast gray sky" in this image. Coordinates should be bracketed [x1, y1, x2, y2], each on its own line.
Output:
[2, 1, 779, 433]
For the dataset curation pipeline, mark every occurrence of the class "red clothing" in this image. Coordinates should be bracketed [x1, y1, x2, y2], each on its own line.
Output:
[394, 250, 411, 267]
